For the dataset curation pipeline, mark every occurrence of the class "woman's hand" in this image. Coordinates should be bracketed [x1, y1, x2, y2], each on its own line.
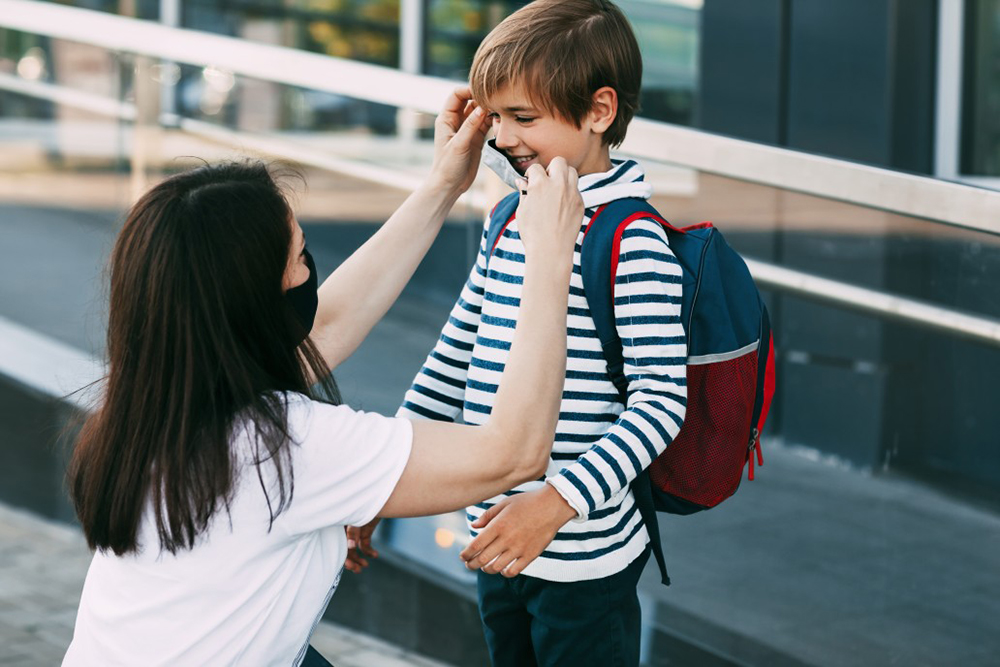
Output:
[429, 86, 490, 195]
[515, 158, 584, 262]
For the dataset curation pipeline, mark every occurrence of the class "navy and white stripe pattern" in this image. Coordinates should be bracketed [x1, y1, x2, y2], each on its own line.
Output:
[398, 160, 687, 582]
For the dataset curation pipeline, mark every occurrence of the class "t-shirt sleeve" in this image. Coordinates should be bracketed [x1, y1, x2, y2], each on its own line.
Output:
[280, 398, 413, 534]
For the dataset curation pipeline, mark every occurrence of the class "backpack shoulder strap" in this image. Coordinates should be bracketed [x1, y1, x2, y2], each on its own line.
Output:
[579, 198, 677, 401]
[580, 197, 679, 587]
[484, 191, 520, 270]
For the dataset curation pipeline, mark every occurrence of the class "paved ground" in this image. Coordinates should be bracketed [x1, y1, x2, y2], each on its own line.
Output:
[0, 503, 452, 667]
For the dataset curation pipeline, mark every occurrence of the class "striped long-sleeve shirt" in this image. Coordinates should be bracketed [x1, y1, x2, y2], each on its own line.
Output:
[398, 159, 687, 581]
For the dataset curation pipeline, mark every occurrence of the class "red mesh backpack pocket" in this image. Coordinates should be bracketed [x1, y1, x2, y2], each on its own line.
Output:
[648, 348, 759, 509]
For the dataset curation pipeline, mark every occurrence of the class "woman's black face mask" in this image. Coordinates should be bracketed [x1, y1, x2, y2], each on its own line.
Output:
[285, 247, 318, 346]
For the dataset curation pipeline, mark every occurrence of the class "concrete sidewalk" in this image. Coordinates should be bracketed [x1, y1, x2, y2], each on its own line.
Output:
[634, 440, 1000, 666]
[0, 503, 452, 667]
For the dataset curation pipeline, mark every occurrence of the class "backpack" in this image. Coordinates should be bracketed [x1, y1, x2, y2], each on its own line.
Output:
[485, 192, 776, 585]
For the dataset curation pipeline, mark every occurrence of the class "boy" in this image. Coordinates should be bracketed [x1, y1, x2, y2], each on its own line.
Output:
[400, 1, 686, 664]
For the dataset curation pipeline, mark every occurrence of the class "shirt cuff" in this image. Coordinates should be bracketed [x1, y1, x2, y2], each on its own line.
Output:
[545, 477, 588, 523]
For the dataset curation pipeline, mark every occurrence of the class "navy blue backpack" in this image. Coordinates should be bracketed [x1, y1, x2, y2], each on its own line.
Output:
[486, 193, 776, 585]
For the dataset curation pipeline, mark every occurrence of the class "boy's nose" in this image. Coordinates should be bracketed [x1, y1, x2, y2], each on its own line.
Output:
[493, 120, 518, 150]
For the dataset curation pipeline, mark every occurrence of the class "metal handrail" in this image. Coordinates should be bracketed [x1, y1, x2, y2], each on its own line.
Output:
[1, 0, 998, 233]
[746, 261, 1000, 347]
[0, 72, 490, 210]
[1, 0, 1000, 350]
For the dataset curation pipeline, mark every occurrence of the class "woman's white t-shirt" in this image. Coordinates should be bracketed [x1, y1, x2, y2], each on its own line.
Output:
[63, 394, 412, 666]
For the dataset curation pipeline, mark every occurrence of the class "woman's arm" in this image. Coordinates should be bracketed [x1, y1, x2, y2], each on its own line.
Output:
[310, 88, 489, 371]
[379, 160, 583, 518]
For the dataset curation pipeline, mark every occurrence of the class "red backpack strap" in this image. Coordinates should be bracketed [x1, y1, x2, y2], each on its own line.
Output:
[485, 191, 521, 267]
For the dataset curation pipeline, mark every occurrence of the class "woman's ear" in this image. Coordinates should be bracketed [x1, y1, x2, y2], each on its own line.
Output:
[589, 86, 618, 135]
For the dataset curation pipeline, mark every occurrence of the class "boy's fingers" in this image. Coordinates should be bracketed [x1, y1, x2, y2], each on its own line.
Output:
[481, 551, 510, 575]
[490, 553, 517, 575]
[467, 541, 507, 571]
[470, 502, 504, 529]
[500, 556, 520, 578]
[462, 533, 502, 568]
[460, 530, 496, 561]
[503, 557, 529, 578]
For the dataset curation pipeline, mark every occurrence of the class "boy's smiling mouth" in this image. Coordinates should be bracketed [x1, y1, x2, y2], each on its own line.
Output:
[507, 153, 538, 173]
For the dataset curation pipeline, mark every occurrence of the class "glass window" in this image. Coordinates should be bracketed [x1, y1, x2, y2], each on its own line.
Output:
[962, 0, 1000, 176]
[173, 1, 402, 133]
[619, 0, 701, 127]
[424, 0, 526, 79]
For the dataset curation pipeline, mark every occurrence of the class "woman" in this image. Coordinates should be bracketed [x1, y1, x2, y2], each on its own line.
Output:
[62, 88, 584, 666]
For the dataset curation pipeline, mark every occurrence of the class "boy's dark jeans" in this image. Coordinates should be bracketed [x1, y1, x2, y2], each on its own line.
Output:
[301, 645, 333, 666]
[476, 547, 650, 667]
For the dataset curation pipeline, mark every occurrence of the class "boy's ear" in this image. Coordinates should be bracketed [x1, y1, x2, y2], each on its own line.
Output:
[588, 86, 618, 135]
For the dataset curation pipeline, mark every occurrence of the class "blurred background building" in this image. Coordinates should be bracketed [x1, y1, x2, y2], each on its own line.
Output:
[1, 1, 999, 666]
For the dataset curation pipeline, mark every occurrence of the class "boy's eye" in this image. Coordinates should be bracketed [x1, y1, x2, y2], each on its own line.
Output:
[515, 116, 535, 124]
[486, 112, 500, 120]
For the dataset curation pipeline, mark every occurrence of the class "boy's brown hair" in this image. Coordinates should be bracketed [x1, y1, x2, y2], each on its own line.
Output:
[469, 0, 642, 148]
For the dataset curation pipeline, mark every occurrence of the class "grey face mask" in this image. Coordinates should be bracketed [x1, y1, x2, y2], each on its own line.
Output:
[482, 139, 524, 190]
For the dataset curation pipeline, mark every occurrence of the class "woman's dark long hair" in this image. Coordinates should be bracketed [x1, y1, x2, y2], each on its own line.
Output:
[68, 160, 339, 556]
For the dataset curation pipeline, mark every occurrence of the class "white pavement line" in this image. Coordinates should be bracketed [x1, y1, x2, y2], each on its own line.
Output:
[0, 315, 103, 411]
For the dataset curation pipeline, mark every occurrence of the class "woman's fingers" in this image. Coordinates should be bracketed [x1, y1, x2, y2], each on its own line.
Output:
[524, 162, 547, 186]
[436, 86, 473, 131]
[546, 156, 568, 178]
[430, 87, 487, 193]
[436, 87, 488, 148]
[452, 106, 487, 145]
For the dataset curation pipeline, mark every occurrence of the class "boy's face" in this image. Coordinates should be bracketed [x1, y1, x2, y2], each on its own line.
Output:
[484, 85, 611, 177]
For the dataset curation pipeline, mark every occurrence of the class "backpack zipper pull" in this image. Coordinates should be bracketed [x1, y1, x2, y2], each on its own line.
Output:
[747, 428, 761, 481]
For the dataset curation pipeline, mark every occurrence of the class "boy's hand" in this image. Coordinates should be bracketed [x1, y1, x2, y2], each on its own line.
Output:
[459, 484, 577, 577]
[344, 517, 381, 574]
[429, 86, 490, 195]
